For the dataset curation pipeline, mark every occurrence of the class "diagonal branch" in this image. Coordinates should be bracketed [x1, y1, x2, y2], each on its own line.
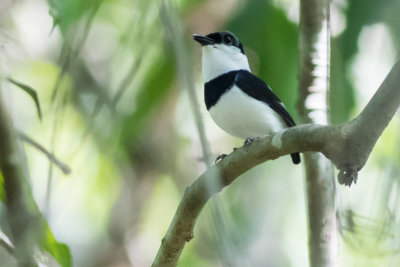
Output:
[152, 58, 400, 266]
[328, 59, 400, 184]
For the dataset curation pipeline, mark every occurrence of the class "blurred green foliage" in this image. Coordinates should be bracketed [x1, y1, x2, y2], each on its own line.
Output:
[39, 222, 72, 267]
[331, 0, 400, 123]
[120, 52, 176, 147]
[47, 0, 100, 33]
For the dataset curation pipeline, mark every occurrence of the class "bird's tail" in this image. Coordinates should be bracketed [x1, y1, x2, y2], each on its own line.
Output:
[291, 152, 301, 164]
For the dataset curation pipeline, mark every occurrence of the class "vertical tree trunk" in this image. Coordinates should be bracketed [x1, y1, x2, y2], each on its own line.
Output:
[298, 0, 338, 266]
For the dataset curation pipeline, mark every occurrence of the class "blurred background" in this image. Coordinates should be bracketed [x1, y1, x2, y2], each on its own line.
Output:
[0, 0, 400, 266]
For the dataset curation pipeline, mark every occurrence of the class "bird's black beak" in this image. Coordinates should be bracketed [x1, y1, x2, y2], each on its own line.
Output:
[193, 34, 215, 46]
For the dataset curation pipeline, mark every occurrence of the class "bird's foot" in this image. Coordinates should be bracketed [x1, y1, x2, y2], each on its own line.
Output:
[215, 154, 227, 164]
[244, 137, 254, 146]
[244, 137, 260, 150]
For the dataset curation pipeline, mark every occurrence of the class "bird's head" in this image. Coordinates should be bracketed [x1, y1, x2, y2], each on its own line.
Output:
[193, 31, 250, 82]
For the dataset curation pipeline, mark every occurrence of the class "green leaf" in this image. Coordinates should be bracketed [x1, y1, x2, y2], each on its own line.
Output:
[39, 221, 72, 267]
[0, 176, 71, 266]
[46, 0, 100, 33]
[7, 78, 42, 121]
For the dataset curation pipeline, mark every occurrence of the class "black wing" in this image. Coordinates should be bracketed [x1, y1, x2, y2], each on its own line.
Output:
[235, 70, 296, 127]
[235, 70, 300, 164]
[204, 70, 237, 110]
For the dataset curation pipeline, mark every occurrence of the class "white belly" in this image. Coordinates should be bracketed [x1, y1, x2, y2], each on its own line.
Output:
[208, 86, 287, 139]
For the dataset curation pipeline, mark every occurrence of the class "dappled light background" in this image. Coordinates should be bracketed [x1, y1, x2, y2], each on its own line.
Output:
[1, 0, 400, 266]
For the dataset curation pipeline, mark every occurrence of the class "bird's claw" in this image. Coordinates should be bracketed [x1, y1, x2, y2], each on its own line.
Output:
[215, 154, 227, 163]
[244, 137, 254, 147]
[244, 137, 259, 150]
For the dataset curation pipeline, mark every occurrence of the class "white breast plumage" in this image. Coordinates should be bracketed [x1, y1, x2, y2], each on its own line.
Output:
[208, 85, 287, 139]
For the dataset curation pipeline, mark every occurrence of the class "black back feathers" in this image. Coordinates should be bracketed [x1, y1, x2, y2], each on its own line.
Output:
[205, 70, 295, 127]
[204, 71, 237, 110]
[204, 70, 301, 164]
[235, 71, 296, 127]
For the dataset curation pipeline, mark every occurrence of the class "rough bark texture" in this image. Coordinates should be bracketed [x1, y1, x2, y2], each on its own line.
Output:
[152, 57, 400, 266]
[0, 93, 42, 267]
[298, 0, 338, 266]
[303, 153, 337, 266]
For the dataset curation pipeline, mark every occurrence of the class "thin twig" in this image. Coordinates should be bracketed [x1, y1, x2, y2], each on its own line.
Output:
[17, 131, 71, 175]
[160, 0, 213, 167]
[51, 4, 101, 101]
[112, 56, 143, 107]
[45, 3, 100, 218]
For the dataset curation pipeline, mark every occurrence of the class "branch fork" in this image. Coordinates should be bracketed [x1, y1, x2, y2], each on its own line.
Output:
[152, 59, 400, 266]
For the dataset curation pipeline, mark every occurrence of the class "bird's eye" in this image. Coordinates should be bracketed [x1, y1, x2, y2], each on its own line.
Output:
[223, 35, 233, 44]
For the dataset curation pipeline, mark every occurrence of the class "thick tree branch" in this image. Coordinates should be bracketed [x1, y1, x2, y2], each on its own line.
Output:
[152, 59, 400, 266]
[335, 59, 400, 183]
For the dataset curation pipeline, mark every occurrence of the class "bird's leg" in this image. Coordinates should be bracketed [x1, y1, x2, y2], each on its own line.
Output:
[244, 137, 254, 147]
[244, 137, 261, 150]
[215, 154, 227, 163]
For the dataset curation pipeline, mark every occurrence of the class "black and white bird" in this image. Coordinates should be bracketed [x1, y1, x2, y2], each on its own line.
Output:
[193, 31, 300, 164]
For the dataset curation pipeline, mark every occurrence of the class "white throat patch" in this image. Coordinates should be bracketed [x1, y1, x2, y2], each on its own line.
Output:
[201, 44, 250, 82]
